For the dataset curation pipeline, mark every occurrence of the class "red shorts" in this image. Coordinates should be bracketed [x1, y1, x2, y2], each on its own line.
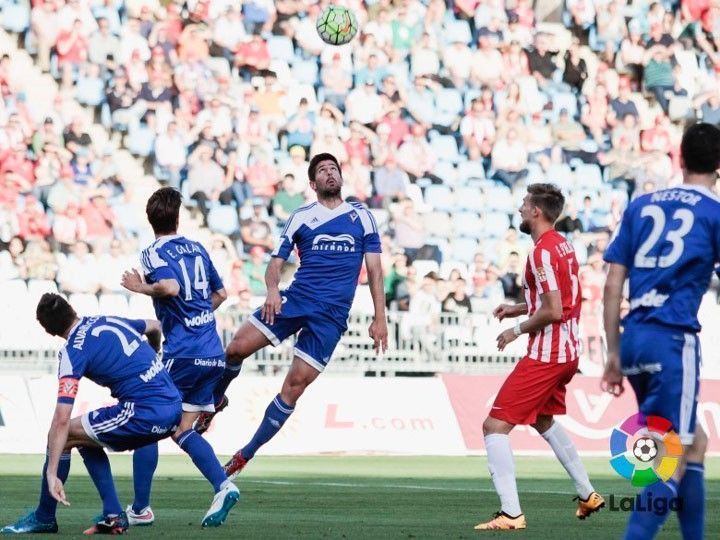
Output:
[490, 356, 578, 425]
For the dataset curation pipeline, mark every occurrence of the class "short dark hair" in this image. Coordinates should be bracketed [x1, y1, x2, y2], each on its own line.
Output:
[681, 123, 720, 174]
[527, 183, 565, 224]
[36, 293, 77, 337]
[308, 153, 341, 182]
[146, 187, 181, 234]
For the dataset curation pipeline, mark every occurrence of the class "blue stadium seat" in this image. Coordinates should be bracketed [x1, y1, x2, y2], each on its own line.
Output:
[69, 293, 100, 316]
[453, 212, 483, 239]
[423, 211, 453, 239]
[455, 186, 484, 212]
[98, 294, 130, 317]
[432, 160, 458, 186]
[291, 60, 319, 86]
[483, 212, 511, 238]
[525, 162, 545, 184]
[450, 238, 479, 264]
[457, 160, 485, 182]
[443, 19, 472, 45]
[267, 35, 296, 64]
[484, 186, 514, 214]
[430, 135, 462, 164]
[425, 185, 454, 212]
[208, 205, 240, 236]
[434, 88, 463, 127]
[575, 163, 603, 190]
[546, 163, 574, 192]
[552, 92, 579, 120]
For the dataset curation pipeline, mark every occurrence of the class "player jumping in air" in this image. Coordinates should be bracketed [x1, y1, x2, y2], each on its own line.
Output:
[120, 187, 239, 527]
[1, 294, 181, 535]
[194, 153, 388, 477]
[602, 123, 720, 539]
[476, 183, 604, 531]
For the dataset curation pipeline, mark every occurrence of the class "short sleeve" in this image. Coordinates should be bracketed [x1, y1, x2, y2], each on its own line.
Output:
[140, 245, 174, 282]
[116, 318, 147, 335]
[604, 203, 634, 268]
[272, 211, 300, 260]
[530, 248, 559, 294]
[57, 345, 85, 404]
[360, 209, 381, 254]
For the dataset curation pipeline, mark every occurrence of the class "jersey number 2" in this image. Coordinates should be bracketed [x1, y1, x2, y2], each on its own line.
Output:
[634, 205, 694, 269]
[90, 318, 140, 357]
[178, 256, 209, 300]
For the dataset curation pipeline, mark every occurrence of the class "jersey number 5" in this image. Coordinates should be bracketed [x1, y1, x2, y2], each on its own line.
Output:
[178, 256, 209, 300]
[634, 205, 694, 269]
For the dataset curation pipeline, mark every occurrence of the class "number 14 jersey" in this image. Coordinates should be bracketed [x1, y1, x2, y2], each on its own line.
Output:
[604, 185, 720, 333]
[523, 229, 581, 364]
[140, 235, 224, 359]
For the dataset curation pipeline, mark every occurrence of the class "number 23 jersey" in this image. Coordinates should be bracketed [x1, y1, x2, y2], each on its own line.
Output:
[140, 235, 224, 358]
[604, 185, 720, 332]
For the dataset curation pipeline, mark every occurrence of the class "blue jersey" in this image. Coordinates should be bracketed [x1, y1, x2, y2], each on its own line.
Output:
[57, 316, 180, 404]
[272, 201, 381, 309]
[604, 185, 720, 332]
[140, 235, 224, 359]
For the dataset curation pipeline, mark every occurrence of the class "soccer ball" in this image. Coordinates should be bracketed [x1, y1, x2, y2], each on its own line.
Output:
[316, 5, 358, 46]
[632, 437, 658, 463]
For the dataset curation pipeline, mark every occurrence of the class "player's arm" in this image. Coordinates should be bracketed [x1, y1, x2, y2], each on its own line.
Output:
[601, 262, 627, 396]
[211, 288, 227, 311]
[142, 319, 163, 353]
[497, 291, 561, 351]
[493, 302, 528, 320]
[46, 375, 79, 506]
[262, 256, 285, 325]
[121, 268, 180, 298]
[365, 252, 388, 353]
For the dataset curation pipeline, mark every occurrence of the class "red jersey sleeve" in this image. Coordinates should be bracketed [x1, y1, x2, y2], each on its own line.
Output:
[530, 247, 560, 294]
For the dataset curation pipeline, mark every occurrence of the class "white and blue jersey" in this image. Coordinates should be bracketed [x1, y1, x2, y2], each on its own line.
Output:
[252, 201, 381, 371]
[604, 184, 720, 443]
[140, 235, 226, 412]
[58, 316, 181, 451]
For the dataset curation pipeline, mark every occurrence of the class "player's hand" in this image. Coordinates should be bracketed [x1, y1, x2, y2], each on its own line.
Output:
[121, 268, 144, 293]
[262, 290, 282, 325]
[369, 317, 388, 354]
[496, 328, 517, 351]
[47, 474, 69, 506]
[493, 304, 516, 321]
[601, 353, 625, 397]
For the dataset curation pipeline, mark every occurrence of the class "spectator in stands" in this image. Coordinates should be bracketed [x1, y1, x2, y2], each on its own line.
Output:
[57, 240, 100, 293]
[243, 245, 268, 295]
[24, 238, 59, 281]
[17, 195, 51, 242]
[210, 6, 246, 65]
[63, 116, 93, 158]
[31, 0, 61, 73]
[461, 97, 495, 162]
[491, 128, 528, 188]
[195, 96, 232, 138]
[285, 99, 315, 153]
[392, 198, 426, 262]
[226, 258, 250, 297]
[97, 238, 131, 293]
[643, 42, 676, 113]
[186, 143, 225, 225]
[397, 124, 440, 183]
[526, 33, 558, 87]
[694, 85, 720, 125]
[234, 34, 271, 76]
[321, 52, 353, 110]
[88, 17, 120, 75]
[372, 154, 408, 208]
[472, 35, 504, 87]
[500, 251, 523, 301]
[81, 193, 119, 248]
[272, 174, 304, 226]
[52, 201, 87, 252]
[407, 271, 442, 336]
[32, 118, 64, 156]
[555, 201, 584, 234]
[346, 79, 384, 127]
[552, 108, 589, 161]
[245, 149, 278, 200]
[477, 264, 505, 304]
[240, 199, 274, 254]
[1, 144, 34, 194]
[442, 276, 473, 314]
[153, 120, 187, 189]
[105, 70, 138, 131]
[56, 19, 90, 79]
[562, 39, 587, 92]
[609, 78, 639, 126]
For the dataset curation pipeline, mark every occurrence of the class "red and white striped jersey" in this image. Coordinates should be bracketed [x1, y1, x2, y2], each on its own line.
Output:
[523, 230, 582, 363]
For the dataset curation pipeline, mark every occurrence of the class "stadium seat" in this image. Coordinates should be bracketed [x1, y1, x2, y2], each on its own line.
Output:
[412, 260, 440, 278]
[424, 185, 454, 212]
[525, 162, 546, 184]
[440, 261, 468, 280]
[449, 238, 479, 264]
[443, 20, 472, 45]
[552, 92, 579, 120]
[484, 186, 514, 214]
[452, 212, 483, 239]
[0, 279, 28, 302]
[457, 161, 485, 182]
[430, 135, 462, 164]
[423, 211, 453, 239]
[27, 279, 58, 298]
[267, 35, 296, 64]
[546, 163, 574, 192]
[404, 183, 426, 211]
[575, 163, 603, 190]
[434, 88, 463, 127]
[433, 160, 458, 186]
[291, 60, 319, 86]
[128, 294, 156, 318]
[69, 293, 100, 316]
[454, 186, 484, 213]
[483, 212, 511, 238]
[208, 205, 240, 236]
[98, 294, 130, 317]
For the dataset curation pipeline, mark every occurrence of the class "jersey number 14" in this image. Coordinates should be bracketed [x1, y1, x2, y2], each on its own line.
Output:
[178, 256, 209, 300]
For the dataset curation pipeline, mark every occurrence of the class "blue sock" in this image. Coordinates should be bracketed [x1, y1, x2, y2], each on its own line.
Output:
[241, 395, 294, 460]
[624, 479, 679, 540]
[212, 363, 242, 405]
[131, 443, 158, 513]
[678, 463, 704, 540]
[35, 451, 71, 522]
[78, 447, 123, 517]
[176, 429, 227, 493]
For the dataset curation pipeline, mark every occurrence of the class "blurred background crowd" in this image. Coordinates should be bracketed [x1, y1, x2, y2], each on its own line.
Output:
[0, 0, 719, 359]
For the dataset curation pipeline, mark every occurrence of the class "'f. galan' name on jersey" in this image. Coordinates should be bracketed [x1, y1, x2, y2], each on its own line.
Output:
[140, 235, 224, 359]
[273, 201, 381, 309]
[523, 229, 582, 363]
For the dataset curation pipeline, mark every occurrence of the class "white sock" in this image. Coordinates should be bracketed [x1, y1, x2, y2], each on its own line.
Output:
[485, 433, 522, 517]
[541, 422, 594, 499]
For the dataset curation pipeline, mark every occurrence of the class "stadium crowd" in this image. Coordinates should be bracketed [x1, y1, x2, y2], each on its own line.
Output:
[1, 0, 719, 337]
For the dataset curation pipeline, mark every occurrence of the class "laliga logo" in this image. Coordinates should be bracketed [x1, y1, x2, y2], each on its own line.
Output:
[609, 413, 683, 487]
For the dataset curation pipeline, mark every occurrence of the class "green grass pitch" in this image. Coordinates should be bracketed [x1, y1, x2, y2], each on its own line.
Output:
[0, 455, 717, 538]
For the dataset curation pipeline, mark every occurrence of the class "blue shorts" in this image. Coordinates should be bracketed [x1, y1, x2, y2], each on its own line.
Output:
[164, 356, 226, 413]
[249, 292, 348, 372]
[81, 400, 182, 452]
[621, 323, 700, 445]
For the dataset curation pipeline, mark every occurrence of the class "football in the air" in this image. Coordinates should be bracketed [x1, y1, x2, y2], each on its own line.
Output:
[632, 437, 658, 463]
[316, 5, 358, 46]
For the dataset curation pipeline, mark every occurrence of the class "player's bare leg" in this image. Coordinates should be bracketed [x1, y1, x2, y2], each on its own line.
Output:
[475, 416, 527, 530]
[531, 415, 604, 519]
[669, 425, 707, 539]
[195, 321, 270, 434]
[224, 357, 321, 479]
